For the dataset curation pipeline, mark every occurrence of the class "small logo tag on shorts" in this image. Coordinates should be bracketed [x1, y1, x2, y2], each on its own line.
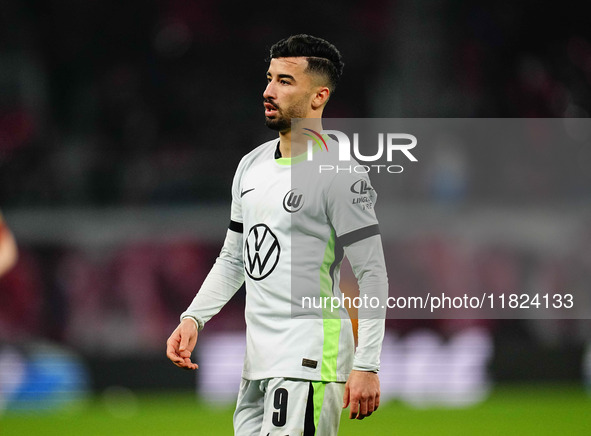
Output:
[302, 358, 318, 369]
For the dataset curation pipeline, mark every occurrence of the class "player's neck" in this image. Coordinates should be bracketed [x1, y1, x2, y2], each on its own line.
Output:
[279, 118, 323, 158]
[278, 130, 293, 158]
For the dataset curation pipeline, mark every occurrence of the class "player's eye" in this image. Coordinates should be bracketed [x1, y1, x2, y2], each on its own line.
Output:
[280, 79, 290, 85]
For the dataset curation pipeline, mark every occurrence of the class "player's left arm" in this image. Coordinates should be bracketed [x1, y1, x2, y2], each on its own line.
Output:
[343, 369, 381, 420]
[325, 171, 388, 419]
[342, 234, 388, 419]
[0, 215, 18, 278]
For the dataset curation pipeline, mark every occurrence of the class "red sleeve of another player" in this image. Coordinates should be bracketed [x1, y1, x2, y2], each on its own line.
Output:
[0, 218, 7, 238]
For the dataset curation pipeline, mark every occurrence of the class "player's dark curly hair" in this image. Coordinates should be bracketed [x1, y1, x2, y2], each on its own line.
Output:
[269, 34, 344, 91]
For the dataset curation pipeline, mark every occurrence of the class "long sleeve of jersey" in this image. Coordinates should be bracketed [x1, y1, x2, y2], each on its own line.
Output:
[324, 165, 388, 373]
[181, 156, 247, 330]
[344, 235, 388, 372]
[180, 228, 245, 330]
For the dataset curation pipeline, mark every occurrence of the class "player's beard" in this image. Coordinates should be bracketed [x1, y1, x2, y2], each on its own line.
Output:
[264, 95, 310, 133]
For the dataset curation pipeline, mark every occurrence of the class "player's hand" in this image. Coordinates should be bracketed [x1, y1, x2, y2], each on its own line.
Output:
[166, 318, 199, 370]
[343, 370, 380, 419]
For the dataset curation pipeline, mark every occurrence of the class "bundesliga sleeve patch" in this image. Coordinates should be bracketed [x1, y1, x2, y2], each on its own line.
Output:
[350, 178, 376, 212]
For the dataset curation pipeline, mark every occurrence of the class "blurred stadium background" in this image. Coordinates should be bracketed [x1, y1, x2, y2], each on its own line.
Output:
[1, 0, 591, 434]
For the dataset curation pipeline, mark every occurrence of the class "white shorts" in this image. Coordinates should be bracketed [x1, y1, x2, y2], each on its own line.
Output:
[233, 378, 345, 436]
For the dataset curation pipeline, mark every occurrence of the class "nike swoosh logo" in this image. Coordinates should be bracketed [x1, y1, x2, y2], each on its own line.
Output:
[240, 188, 255, 197]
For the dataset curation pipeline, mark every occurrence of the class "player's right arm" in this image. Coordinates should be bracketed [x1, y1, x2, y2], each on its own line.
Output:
[166, 317, 199, 370]
[166, 158, 247, 370]
[0, 213, 18, 277]
[165, 227, 245, 369]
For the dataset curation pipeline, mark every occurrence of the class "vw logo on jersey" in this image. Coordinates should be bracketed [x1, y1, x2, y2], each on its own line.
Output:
[244, 224, 281, 281]
[282, 189, 304, 213]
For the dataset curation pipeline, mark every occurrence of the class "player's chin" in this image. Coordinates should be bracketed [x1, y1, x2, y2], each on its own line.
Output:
[265, 118, 280, 130]
[265, 118, 290, 133]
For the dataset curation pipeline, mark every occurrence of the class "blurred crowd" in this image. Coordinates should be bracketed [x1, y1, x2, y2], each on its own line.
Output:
[0, 0, 385, 207]
[1, 1, 590, 206]
[0, 241, 220, 353]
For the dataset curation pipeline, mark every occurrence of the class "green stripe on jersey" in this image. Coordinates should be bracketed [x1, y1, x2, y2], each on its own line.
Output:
[274, 134, 329, 166]
[319, 228, 341, 381]
[275, 152, 308, 166]
[311, 381, 327, 430]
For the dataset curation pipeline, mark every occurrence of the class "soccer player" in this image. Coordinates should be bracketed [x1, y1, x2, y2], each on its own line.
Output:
[0, 211, 18, 277]
[166, 34, 388, 435]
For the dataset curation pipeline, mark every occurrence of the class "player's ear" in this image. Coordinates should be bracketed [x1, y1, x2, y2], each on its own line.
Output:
[311, 86, 330, 110]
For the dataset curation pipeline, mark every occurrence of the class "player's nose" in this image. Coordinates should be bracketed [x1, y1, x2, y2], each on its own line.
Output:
[263, 81, 276, 100]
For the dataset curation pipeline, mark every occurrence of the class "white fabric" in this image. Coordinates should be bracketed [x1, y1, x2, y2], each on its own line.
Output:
[233, 377, 344, 436]
[182, 138, 388, 381]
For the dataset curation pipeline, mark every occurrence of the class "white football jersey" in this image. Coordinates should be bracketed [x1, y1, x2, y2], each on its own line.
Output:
[182, 136, 385, 381]
[228, 138, 380, 381]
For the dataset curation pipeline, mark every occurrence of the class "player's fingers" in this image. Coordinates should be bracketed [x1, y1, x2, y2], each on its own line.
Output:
[179, 331, 190, 352]
[166, 337, 182, 362]
[366, 396, 375, 416]
[342, 384, 350, 408]
[181, 357, 198, 370]
[357, 397, 368, 420]
[166, 332, 196, 370]
[349, 396, 359, 419]
[166, 348, 181, 364]
[179, 319, 198, 351]
[171, 355, 195, 370]
[375, 392, 380, 411]
[170, 356, 186, 368]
